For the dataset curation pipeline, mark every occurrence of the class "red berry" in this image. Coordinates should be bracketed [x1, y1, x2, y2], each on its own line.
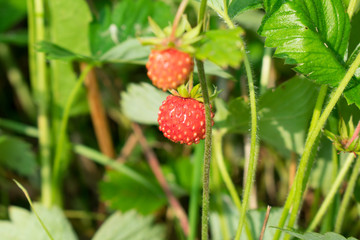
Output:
[146, 48, 194, 91]
[158, 95, 214, 145]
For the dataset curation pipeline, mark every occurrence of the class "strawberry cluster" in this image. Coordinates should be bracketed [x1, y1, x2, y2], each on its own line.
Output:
[139, 17, 214, 145]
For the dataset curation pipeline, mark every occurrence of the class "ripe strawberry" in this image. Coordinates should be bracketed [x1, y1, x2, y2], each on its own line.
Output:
[158, 95, 214, 145]
[146, 48, 194, 91]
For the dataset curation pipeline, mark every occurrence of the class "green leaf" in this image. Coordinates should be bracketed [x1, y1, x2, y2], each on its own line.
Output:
[0, 204, 78, 240]
[99, 170, 166, 215]
[276, 228, 358, 240]
[121, 83, 169, 125]
[100, 38, 151, 64]
[0, 30, 27, 45]
[92, 210, 165, 240]
[224, 77, 318, 156]
[0, 0, 27, 33]
[0, 135, 37, 177]
[259, 0, 350, 86]
[195, 28, 245, 68]
[37, 41, 93, 62]
[228, 0, 263, 18]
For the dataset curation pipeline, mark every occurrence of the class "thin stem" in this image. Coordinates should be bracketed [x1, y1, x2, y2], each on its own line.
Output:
[347, 0, 359, 19]
[260, 47, 273, 95]
[132, 123, 189, 236]
[335, 156, 360, 232]
[0, 118, 39, 138]
[307, 153, 356, 231]
[26, 0, 36, 92]
[274, 52, 360, 240]
[284, 50, 360, 238]
[73, 144, 160, 194]
[197, 58, 213, 240]
[31, 0, 52, 208]
[188, 142, 205, 240]
[81, 63, 115, 158]
[170, 0, 190, 42]
[259, 206, 272, 240]
[213, 129, 253, 240]
[273, 84, 327, 240]
[235, 51, 258, 240]
[52, 64, 93, 192]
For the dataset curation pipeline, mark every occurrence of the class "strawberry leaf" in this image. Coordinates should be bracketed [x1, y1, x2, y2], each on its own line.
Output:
[228, 0, 263, 18]
[275, 228, 359, 240]
[195, 28, 244, 68]
[259, 0, 350, 86]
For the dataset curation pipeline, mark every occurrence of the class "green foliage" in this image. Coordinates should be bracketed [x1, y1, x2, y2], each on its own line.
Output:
[0, 135, 37, 177]
[0, 204, 78, 240]
[196, 28, 245, 68]
[0, 0, 27, 33]
[93, 210, 165, 240]
[259, 0, 360, 108]
[276, 228, 358, 240]
[228, 0, 263, 18]
[210, 195, 286, 240]
[99, 170, 166, 215]
[221, 77, 318, 155]
[89, 0, 174, 56]
[121, 83, 169, 125]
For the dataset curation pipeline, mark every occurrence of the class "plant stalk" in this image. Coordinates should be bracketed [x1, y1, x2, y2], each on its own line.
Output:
[307, 153, 356, 231]
[282, 52, 360, 239]
[334, 156, 360, 232]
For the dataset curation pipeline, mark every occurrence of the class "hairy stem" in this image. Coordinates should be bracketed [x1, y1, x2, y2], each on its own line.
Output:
[283, 52, 360, 239]
[334, 156, 360, 232]
[170, 0, 190, 42]
[273, 84, 328, 240]
[307, 154, 356, 231]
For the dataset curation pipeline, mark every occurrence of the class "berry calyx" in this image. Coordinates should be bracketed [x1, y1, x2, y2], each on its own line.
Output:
[158, 95, 214, 145]
[146, 48, 194, 91]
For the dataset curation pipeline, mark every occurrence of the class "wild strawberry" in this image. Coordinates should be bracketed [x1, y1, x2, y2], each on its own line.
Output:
[146, 48, 194, 91]
[158, 95, 214, 145]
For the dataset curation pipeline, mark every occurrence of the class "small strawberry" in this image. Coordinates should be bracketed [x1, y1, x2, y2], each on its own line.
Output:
[146, 48, 194, 91]
[139, 16, 202, 91]
[157, 84, 214, 145]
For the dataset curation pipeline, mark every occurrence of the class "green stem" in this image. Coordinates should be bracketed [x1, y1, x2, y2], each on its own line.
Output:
[188, 142, 205, 240]
[26, 0, 37, 92]
[197, 58, 213, 240]
[30, 0, 52, 208]
[274, 52, 360, 240]
[335, 156, 360, 232]
[73, 144, 161, 195]
[197, 1, 212, 240]
[0, 118, 39, 138]
[284, 51, 360, 239]
[347, 0, 359, 19]
[213, 129, 253, 240]
[273, 84, 327, 240]
[52, 64, 93, 191]
[235, 51, 258, 240]
[307, 153, 356, 231]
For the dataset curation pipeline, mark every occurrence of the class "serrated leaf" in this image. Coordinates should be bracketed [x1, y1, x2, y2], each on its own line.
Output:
[228, 0, 263, 18]
[0, 135, 37, 177]
[0, 204, 78, 240]
[276, 228, 358, 240]
[259, 0, 350, 86]
[121, 83, 169, 125]
[99, 170, 166, 214]
[92, 210, 165, 240]
[195, 28, 244, 68]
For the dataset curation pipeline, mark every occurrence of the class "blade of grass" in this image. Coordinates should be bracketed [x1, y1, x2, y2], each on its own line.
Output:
[13, 180, 55, 240]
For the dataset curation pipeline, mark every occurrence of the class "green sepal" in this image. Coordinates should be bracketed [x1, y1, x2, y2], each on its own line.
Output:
[138, 37, 164, 46]
[148, 17, 166, 38]
[177, 84, 191, 98]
